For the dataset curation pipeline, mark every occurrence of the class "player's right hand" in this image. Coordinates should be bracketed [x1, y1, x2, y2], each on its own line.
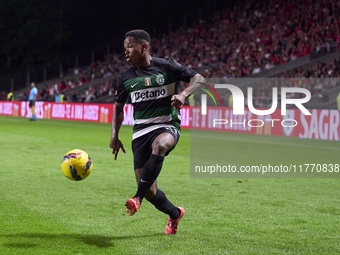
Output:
[171, 94, 185, 110]
[110, 137, 126, 160]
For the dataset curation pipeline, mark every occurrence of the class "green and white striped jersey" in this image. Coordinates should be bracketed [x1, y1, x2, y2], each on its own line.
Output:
[116, 57, 196, 140]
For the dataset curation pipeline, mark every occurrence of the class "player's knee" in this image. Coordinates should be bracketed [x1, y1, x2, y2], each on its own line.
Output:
[152, 140, 172, 156]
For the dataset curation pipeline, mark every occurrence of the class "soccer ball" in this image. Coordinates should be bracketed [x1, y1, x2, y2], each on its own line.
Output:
[61, 149, 93, 181]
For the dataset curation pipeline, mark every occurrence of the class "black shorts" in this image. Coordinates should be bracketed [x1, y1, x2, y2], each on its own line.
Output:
[29, 100, 35, 108]
[132, 127, 180, 170]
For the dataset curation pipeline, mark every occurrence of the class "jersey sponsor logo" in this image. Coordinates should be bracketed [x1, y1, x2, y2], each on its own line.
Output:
[134, 89, 166, 101]
[131, 82, 175, 103]
[156, 74, 165, 85]
[145, 77, 152, 86]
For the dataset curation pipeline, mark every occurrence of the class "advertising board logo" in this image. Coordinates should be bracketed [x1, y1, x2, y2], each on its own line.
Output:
[21, 101, 26, 117]
[282, 110, 295, 136]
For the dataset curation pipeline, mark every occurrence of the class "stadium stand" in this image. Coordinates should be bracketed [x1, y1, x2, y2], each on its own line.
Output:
[2, 0, 340, 110]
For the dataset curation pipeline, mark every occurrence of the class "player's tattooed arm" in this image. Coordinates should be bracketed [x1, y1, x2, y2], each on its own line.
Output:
[171, 73, 205, 110]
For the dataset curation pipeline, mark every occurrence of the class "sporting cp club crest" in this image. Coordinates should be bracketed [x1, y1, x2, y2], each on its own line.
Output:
[145, 77, 152, 86]
[156, 74, 165, 85]
[282, 110, 295, 137]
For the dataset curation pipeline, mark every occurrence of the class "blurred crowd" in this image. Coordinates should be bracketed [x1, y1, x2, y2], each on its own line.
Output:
[251, 56, 340, 107]
[9, 70, 118, 103]
[152, 0, 339, 78]
[1, 0, 340, 103]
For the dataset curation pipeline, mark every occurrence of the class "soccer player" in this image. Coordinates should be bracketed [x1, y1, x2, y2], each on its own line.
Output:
[55, 90, 61, 102]
[110, 29, 205, 235]
[29, 82, 38, 121]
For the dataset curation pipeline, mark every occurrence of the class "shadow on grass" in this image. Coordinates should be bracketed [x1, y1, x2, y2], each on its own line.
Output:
[1, 232, 164, 249]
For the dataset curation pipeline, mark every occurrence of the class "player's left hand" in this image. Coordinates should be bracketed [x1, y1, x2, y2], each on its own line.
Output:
[171, 94, 185, 110]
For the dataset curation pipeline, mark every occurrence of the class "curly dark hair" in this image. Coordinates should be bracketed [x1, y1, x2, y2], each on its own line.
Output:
[125, 29, 151, 44]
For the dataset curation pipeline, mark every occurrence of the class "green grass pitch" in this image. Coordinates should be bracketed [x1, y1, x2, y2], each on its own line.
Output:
[0, 115, 339, 255]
